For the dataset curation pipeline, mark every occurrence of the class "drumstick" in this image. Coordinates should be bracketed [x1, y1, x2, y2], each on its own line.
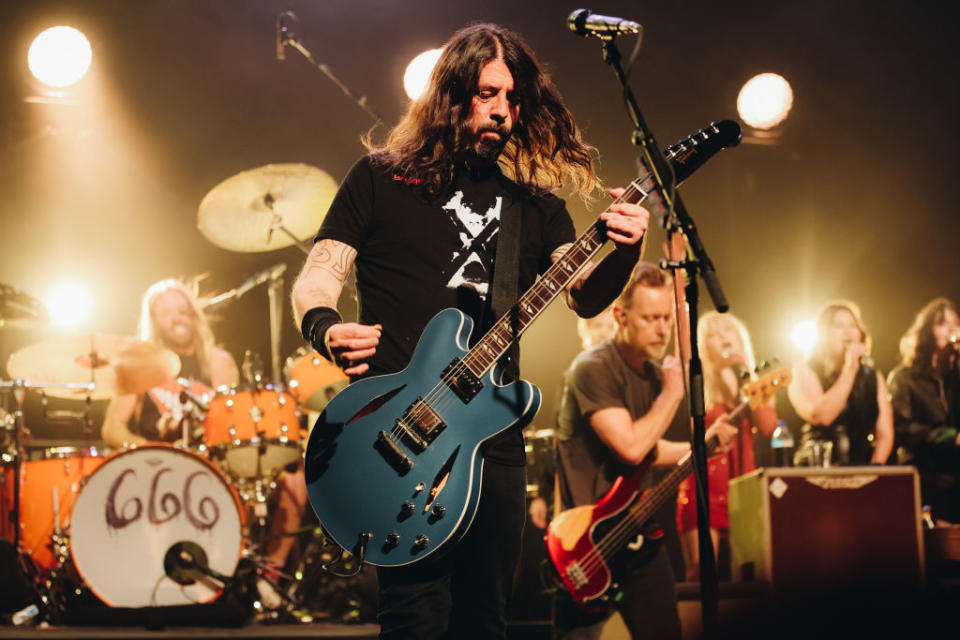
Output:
[52, 486, 61, 533]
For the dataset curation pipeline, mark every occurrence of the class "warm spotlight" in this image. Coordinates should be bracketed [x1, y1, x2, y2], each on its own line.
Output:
[403, 48, 442, 101]
[737, 73, 793, 130]
[28, 26, 93, 88]
[789, 319, 817, 355]
[44, 281, 93, 329]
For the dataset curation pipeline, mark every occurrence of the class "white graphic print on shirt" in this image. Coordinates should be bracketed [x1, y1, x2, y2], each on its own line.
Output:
[441, 190, 501, 299]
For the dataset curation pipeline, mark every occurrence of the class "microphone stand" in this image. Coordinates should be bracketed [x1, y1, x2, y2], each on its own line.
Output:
[278, 17, 384, 126]
[589, 35, 729, 636]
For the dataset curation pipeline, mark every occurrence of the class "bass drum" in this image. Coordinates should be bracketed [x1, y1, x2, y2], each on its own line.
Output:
[70, 444, 244, 607]
[16, 447, 108, 569]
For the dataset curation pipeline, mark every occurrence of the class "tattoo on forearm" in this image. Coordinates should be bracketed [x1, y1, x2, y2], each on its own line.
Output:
[304, 240, 355, 283]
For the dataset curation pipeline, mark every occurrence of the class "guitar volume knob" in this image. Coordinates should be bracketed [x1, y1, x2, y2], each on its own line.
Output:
[414, 534, 429, 549]
[385, 532, 400, 547]
[431, 504, 446, 518]
[401, 501, 415, 516]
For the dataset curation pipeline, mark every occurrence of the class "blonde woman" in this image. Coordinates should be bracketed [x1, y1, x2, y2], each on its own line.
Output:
[676, 311, 777, 581]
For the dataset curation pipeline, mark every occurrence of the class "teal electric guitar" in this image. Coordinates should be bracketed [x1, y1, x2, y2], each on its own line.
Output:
[304, 120, 742, 567]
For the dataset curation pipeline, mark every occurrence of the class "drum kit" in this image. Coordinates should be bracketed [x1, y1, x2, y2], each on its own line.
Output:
[0, 164, 359, 623]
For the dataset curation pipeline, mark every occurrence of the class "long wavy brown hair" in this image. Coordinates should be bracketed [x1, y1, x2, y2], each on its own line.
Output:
[366, 23, 599, 199]
[899, 297, 957, 371]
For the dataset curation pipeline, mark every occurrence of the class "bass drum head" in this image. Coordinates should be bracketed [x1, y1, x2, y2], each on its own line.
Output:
[70, 445, 244, 607]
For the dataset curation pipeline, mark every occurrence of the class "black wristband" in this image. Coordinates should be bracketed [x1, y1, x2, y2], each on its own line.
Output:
[300, 306, 342, 361]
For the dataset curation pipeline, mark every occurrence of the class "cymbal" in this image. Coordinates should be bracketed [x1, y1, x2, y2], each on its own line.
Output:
[6, 334, 180, 400]
[197, 163, 337, 253]
[1, 283, 48, 330]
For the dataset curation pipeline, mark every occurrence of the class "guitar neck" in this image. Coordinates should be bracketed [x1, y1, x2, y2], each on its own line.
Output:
[461, 182, 650, 378]
[458, 120, 741, 380]
[620, 398, 749, 532]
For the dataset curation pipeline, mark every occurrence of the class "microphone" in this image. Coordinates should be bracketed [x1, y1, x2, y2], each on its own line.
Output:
[844, 340, 874, 369]
[163, 541, 232, 586]
[568, 9, 642, 37]
[236, 263, 287, 298]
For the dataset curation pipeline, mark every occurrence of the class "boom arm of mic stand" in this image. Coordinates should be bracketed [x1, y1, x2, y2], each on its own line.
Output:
[599, 37, 727, 312]
[284, 38, 384, 125]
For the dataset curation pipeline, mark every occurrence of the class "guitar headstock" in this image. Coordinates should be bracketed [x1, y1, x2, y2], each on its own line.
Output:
[663, 120, 742, 185]
[741, 364, 791, 409]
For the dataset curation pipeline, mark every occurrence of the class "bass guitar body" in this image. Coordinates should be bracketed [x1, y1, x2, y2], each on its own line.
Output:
[546, 464, 662, 603]
[305, 308, 540, 567]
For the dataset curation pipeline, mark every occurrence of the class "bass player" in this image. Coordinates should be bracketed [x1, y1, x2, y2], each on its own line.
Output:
[553, 262, 737, 639]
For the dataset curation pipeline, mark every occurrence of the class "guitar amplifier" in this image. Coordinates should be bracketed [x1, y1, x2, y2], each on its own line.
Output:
[728, 466, 924, 591]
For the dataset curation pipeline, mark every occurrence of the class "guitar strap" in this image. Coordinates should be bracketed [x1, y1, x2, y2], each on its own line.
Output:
[490, 188, 522, 383]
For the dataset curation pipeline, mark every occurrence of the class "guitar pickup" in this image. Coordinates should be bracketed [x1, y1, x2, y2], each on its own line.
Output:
[376, 430, 414, 475]
[395, 415, 428, 451]
[398, 399, 446, 450]
[441, 358, 483, 403]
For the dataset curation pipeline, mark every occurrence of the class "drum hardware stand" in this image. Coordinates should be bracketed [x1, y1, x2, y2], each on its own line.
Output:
[177, 381, 210, 451]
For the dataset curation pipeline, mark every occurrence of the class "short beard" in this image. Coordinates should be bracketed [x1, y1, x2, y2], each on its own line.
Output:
[465, 123, 511, 164]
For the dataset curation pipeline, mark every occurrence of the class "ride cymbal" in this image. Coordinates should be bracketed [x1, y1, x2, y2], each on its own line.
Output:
[6, 334, 180, 400]
[197, 163, 337, 253]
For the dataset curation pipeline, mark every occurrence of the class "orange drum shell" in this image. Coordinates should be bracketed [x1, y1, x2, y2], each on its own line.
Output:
[203, 387, 300, 447]
[285, 349, 348, 408]
[18, 454, 107, 568]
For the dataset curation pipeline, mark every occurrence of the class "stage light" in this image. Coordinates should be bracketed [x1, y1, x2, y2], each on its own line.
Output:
[737, 73, 793, 130]
[28, 26, 93, 88]
[403, 48, 442, 101]
[789, 319, 818, 355]
[44, 281, 93, 329]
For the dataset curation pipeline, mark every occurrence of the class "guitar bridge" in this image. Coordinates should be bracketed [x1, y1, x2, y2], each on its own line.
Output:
[441, 358, 483, 403]
[566, 561, 588, 589]
[375, 430, 414, 474]
[397, 398, 446, 451]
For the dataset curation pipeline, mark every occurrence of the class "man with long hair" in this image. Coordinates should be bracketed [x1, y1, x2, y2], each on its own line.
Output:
[102, 279, 304, 607]
[888, 297, 960, 524]
[102, 279, 238, 447]
[292, 23, 650, 639]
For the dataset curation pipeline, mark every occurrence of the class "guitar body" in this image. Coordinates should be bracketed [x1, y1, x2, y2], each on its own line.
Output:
[305, 308, 540, 567]
[546, 464, 662, 603]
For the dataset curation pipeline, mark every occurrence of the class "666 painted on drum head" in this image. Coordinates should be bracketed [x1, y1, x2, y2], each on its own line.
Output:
[70, 444, 245, 608]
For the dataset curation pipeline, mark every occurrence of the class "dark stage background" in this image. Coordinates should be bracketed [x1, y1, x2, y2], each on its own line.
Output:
[1, 0, 957, 442]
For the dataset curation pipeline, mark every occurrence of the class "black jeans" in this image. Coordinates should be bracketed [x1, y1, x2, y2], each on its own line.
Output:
[376, 461, 527, 639]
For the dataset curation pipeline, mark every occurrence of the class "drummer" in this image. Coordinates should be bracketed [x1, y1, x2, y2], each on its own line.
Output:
[102, 279, 237, 447]
[101, 279, 306, 599]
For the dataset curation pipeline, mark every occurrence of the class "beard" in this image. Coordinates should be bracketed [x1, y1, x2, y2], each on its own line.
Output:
[467, 123, 511, 163]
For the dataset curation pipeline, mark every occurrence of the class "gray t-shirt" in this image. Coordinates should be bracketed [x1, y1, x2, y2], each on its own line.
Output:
[556, 339, 688, 509]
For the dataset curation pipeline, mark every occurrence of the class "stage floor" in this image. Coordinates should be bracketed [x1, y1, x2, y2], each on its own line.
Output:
[0, 622, 381, 639]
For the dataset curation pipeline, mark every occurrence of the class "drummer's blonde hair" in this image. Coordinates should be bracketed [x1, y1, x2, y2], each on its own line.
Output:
[139, 279, 216, 381]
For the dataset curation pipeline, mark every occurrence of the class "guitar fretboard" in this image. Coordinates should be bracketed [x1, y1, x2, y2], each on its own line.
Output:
[461, 176, 654, 377]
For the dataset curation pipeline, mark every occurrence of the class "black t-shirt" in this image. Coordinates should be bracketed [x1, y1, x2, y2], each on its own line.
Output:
[130, 353, 208, 442]
[316, 155, 575, 463]
[556, 339, 689, 509]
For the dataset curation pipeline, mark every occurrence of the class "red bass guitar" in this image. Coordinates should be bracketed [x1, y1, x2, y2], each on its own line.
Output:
[545, 366, 791, 603]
